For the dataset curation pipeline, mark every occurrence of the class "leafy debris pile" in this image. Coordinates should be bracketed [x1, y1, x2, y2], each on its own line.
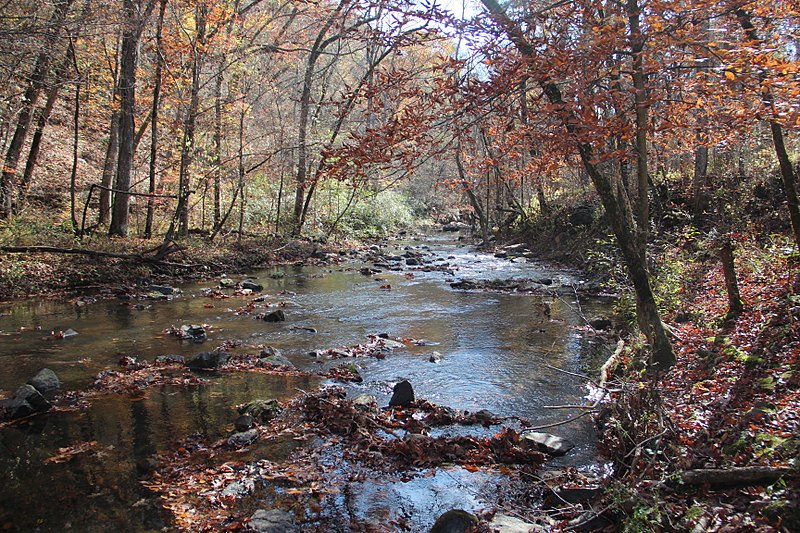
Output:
[143, 386, 547, 531]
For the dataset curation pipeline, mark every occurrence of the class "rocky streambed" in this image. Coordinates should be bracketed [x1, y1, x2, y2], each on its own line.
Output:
[0, 234, 617, 531]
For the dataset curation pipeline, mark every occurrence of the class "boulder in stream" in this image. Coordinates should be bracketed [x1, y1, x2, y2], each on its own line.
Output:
[186, 351, 231, 370]
[248, 509, 299, 533]
[241, 280, 263, 292]
[28, 368, 60, 393]
[0, 397, 34, 419]
[389, 380, 414, 407]
[521, 431, 575, 456]
[430, 509, 479, 533]
[179, 324, 206, 341]
[235, 414, 255, 432]
[259, 347, 294, 368]
[15, 384, 51, 412]
[227, 429, 259, 448]
[261, 309, 286, 322]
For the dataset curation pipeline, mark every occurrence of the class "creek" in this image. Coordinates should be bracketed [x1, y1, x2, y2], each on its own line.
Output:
[0, 234, 615, 531]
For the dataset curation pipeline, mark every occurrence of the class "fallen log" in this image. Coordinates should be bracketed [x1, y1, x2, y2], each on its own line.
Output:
[0, 246, 197, 268]
[671, 466, 798, 489]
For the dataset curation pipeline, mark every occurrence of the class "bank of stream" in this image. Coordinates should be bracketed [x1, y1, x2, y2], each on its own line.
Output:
[0, 233, 616, 531]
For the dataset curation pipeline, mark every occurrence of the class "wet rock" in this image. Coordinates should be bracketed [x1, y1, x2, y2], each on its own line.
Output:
[489, 513, 545, 532]
[61, 328, 79, 338]
[261, 309, 286, 322]
[28, 368, 61, 393]
[429, 352, 442, 363]
[389, 380, 415, 407]
[269, 271, 285, 279]
[549, 485, 604, 506]
[221, 478, 255, 499]
[150, 285, 180, 295]
[380, 338, 406, 350]
[235, 414, 255, 432]
[14, 384, 51, 413]
[442, 222, 466, 232]
[239, 399, 280, 422]
[430, 509, 478, 532]
[521, 431, 575, 456]
[352, 394, 378, 412]
[219, 278, 236, 288]
[406, 257, 421, 266]
[155, 354, 185, 365]
[186, 351, 231, 370]
[589, 317, 613, 331]
[180, 324, 207, 341]
[449, 280, 478, 290]
[259, 347, 294, 368]
[359, 267, 381, 276]
[241, 280, 263, 292]
[0, 397, 34, 419]
[248, 509, 299, 533]
[227, 429, 259, 448]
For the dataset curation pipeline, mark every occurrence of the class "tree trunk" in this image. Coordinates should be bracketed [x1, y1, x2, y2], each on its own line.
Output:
[626, 0, 649, 254]
[99, 110, 119, 226]
[479, 0, 675, 370]
[145, 0, 167, 239]
[0, 0, 75, 218]
[20, 58, 70, 197]
[109, 0, 155, 236]
[293, 0, 346, 235]
[735, 8, 800, 248]
[69, 61, 81, 234]
[176, 1, 207, 237]
[720, 235, 744, 318]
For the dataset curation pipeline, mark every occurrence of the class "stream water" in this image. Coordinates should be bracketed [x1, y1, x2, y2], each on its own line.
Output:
[0, 234, 615, 531]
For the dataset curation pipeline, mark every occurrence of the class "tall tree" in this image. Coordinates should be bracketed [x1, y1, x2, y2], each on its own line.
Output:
[109, 0, 156, 236]
[478, 0, 675, 370]
[0, 0, 76, 218]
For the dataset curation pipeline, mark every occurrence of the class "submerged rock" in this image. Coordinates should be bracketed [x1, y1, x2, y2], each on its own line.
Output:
[227, 429, 259, 448]
[28, 368, 60, 393]
[186, 351, 231, 370]
[521, 431, 575, 457]
[150, 285, 180, 295]
[179, 324, 206, 341]
[155, 354, 185, 365]
[430, 509, 479, 533]
[259, 347, 294, 368]
[261, 310, 286, 322]
[428, 351, 442, 363]
[248, 509, 299, 533]
[235, 414, 255, 432]
[389, 380, 414, 407]
[239, 399, 280, 422]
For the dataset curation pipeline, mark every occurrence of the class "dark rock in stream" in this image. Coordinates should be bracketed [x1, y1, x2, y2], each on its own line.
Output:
[227, 429, 259, 448]
[14, 384, 51, 412]
[428, 352, 442, 363]
[589, 317, 613, 331]
[234, 414, 255, 432]
[259, 347, 294, 368]
[521, 431, 575, 456]
[28, 368, 60, 393]
[449, 280, 478, 290]
[249, 509, 299, 533]
[150, 285, 180, 295]
[430, 509, 479, 533]
[389, 380, 414, 407]
[261, 309, 286, 322]
[239, 399, 280, 422]
[0, 397, 34, 419]
[186, 351, 231, 370]
[406, 257, 421, 266]
[241, 280, 263, 292]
